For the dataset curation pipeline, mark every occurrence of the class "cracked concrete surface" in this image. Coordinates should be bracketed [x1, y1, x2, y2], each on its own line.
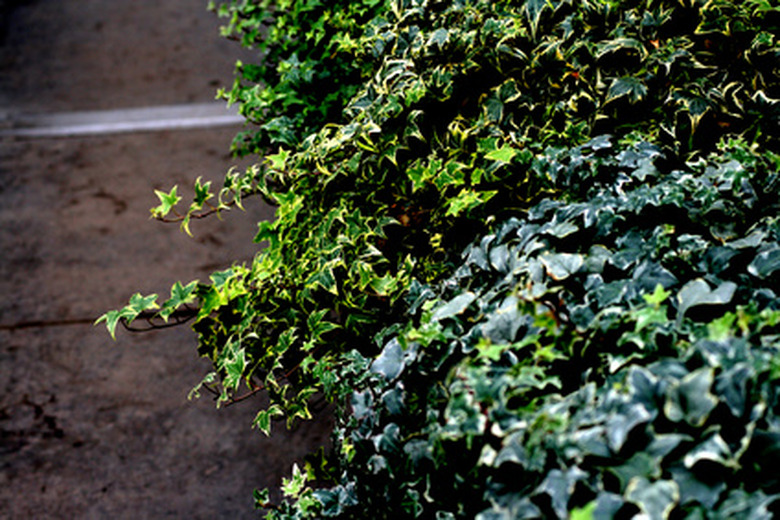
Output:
[0, 2, 332, 518]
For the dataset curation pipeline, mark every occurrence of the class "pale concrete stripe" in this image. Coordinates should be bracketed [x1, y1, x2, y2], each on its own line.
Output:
[0, 102, 245, 137]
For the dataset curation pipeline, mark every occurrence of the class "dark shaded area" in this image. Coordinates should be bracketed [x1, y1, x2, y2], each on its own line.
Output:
[0, 2, 331, 518]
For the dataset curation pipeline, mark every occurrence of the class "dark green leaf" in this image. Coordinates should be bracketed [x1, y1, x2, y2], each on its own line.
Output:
[748, 248, 780, 279]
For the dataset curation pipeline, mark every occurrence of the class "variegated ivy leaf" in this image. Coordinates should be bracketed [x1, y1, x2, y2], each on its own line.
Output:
[151, 185, 181, 218]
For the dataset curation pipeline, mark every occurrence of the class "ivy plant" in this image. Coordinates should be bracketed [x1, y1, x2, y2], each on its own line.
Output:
[98, 0, 780, 516]
[254, 137, 780, 518]
[209, 0, 386, 154]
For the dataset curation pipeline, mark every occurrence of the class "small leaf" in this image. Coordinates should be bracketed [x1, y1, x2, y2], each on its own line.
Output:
[160, 280, 198, 321]
[281, 463, 308, 498]
[94, 310, 122, 340]
[606, 402, 652, 452]
[307, 309, 340, 341]
[223, 346, 246, 391]
[266, 147, 291, 170]
[152, 186, 181, 218]
[307, 267, 338, 295]
[253, 404, 284, 436]
[683, 433, 735, 470]
[668, 466, 726, 510]
[643, 284, 671, 307]
[536, 468, 588, 519]
[192, 176, 212, 207]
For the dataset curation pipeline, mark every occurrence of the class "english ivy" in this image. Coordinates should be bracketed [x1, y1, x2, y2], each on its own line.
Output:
[99, 0, 780, 516]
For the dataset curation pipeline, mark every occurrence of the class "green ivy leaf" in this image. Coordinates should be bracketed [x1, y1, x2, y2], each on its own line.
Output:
[625, 478, 679, 520]
[445, 189, 497, 217]
[160, 280, 198, 321]
[151, 186, 181, 218]
[664, 368, 718, 427]
[370, 273, 399, 296]
[643, 284, 672, 307]
[428, 28, 448, 49]
[266, 147, 291, 170]
[372, 339, 404, 380]
[96, 292, 159, 339]
[223, 346, 246, 391]
[540, 253, 584, 280]
[676, 279, 737, 325]
[192, 176, 212, 207]
[253, 404, 284, 436]
[485, 145, 517, 164]
[605, 76, 648, 105]
[307, 309, 341, 341]
[432, 292, 477, 321]
[748, 248, 780, 279]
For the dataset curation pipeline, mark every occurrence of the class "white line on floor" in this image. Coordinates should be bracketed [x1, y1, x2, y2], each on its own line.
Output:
[0, 102, 245, 137]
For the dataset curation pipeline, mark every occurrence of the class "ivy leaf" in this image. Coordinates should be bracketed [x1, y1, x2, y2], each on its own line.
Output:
[445, 189, 497, 217]
[370, 273, 399, 296]
[643, 284, 672, 307]
[160, 280, 198, 321]
[266, 147, 291, 170]
[485, 145, 517, 164]
[540, 253, 584, 280]
[372, 339, 404, 381]
[668, 466, 727, 510]
[683, 433, 735, 470]
[748, 248, 780, 279]
[192, 176, 212, 208]
[95, 310, 123, 340]
[536, 468, 588, 519]
[625, 478, 679, 520]
[570, 501, 596, 520]
[676, 279, 737, 325]
[96, 292, 159, 339]
[253, 404, 284, 436]
[427, 28, 448, 49]
[521, 0, 556, 39]
[432, 292, 477, 321]
[281, 463, 308, 499]
[597, 38, 645, 62]
[605, 76, 648, 105]
[307, 309, 341, 342]
[151, 186, 181, 218]
[664, 368, 718, 427]
[223, 346, 246, 391]
[210, 267, 236, 289]
[606, 402, 652, 452]
[307, 267, 338, 295]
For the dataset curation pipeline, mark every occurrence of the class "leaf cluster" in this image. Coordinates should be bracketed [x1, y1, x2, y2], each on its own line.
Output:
[210, 0, 385, 154]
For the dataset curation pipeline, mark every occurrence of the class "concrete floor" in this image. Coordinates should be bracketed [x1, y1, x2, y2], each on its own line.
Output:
[0, 2, 331, 518]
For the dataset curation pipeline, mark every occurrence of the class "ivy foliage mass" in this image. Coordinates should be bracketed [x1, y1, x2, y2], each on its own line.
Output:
[100, 0, 780, 517]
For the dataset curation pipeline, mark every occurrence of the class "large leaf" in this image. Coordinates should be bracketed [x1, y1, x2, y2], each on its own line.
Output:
[676, 279, 737, 325]
[748, 248, 780, 279]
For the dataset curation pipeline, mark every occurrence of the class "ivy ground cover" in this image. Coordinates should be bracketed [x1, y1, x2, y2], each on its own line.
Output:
[100, 0, 780, 517]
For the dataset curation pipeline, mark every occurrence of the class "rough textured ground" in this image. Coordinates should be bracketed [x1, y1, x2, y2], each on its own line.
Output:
[0, 2, 332, 518]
